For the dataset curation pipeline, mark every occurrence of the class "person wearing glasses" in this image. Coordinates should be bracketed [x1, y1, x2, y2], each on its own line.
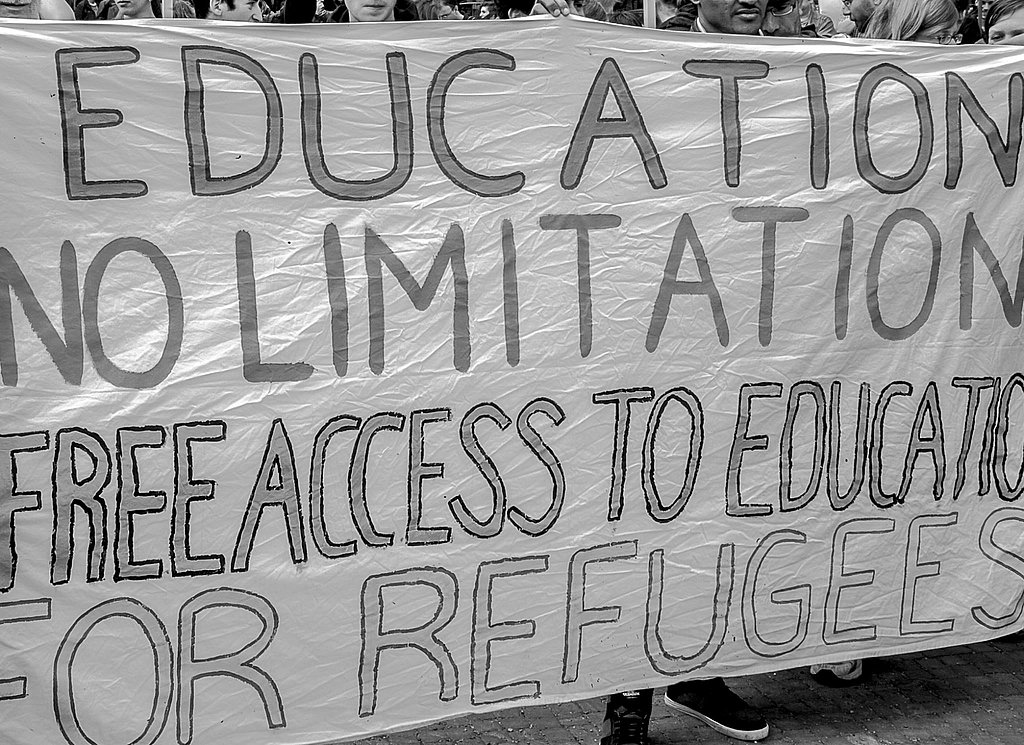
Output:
[862, 0, 961, 41]
[762, 0, 802, 33]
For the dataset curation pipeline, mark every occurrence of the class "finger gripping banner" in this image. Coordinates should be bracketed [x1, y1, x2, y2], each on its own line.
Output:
[1, 16, 1024, 745]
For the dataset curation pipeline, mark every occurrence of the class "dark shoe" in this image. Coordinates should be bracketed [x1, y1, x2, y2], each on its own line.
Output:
[809, 658, 865, 687]
[600, 689, 652, 745]
[664, 678, 769, 741]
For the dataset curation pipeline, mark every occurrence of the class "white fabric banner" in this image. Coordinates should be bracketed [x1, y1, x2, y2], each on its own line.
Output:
[1, 16, 1024, 745]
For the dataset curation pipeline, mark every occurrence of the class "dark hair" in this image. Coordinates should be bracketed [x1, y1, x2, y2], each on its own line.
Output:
[495, 0, 532, 17]
[986, 0, 1024, 32]
[575, 0, 606, 19]
[607, 7, 642, 24]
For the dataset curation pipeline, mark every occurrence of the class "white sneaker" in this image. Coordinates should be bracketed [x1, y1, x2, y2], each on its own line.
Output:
[809, 658, 864, 686]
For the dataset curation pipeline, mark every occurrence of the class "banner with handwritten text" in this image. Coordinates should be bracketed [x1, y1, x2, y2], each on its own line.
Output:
[2, 16, 1024, 745]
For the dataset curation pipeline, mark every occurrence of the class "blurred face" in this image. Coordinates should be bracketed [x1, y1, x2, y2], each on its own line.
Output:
[694, 0, 768, 33]
[0, 0, 40, 17]
[345, 0, 396, 19]
[763, 0, 801, 34]
[437, 0, 462, 16]
[989, 6, 1024, 43]
[846, 0, 874, 29]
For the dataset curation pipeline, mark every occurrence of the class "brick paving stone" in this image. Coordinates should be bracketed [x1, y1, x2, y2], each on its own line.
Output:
[348, 638, 1024, 745]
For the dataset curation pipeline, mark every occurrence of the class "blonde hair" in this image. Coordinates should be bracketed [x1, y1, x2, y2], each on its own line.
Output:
[864, 0, 959, 39]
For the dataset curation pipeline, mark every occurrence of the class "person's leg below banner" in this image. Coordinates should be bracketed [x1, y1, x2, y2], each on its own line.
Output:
[809, 658, 866, 687]
[664, 677, 770, 741]
[601, 689, 654, 745]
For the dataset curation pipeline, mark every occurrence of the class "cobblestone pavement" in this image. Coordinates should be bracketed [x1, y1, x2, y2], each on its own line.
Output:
[353, 634, 1024, 745]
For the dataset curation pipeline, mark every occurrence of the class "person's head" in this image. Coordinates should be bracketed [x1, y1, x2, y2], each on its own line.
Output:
[797, 0, 813, 24]
[570, 0, 606, 17]
[117, 0, 156, 17]
[417, 0, 463, 17]
[0, 0, 40, 18]
[987, 0, 1024, 42]
[863, 0, 959, 40]
[655, 0, 679, 19]
[692, 0, 768, 33]
[763, 0, 801, 34]
[607, 5, 642, 21]
[844, 0, 878, 31]
[344, 0, 394, 18]
[339, 0, 417, 19]
[436, 0, 462, 16]
[495, 0, 530, 14]
[209, 0, 261, 18]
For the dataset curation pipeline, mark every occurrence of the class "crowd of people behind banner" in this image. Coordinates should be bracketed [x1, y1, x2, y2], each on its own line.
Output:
[7, 0, 1024, 45]
[1, 0, 1021, 741]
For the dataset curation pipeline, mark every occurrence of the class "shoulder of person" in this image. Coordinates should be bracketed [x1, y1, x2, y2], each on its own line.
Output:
[656, 6, 696, 30]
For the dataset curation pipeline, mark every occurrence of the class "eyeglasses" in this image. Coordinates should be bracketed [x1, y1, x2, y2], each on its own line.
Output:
[936, 33, 963, 43]
[769, 0, 796, 15]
